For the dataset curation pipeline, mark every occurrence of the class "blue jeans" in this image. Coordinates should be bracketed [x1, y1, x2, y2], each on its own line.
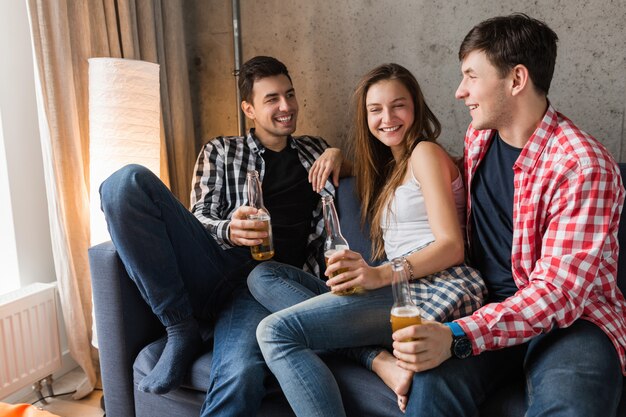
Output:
[406, 320, 623, 417]
[100, 164, 269, 416]
[200, 289, 271, 416]
[249, 261, 393, 417]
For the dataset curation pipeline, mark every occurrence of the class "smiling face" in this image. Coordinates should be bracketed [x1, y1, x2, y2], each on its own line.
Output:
[242, 74, 298, 145]
[455, 50, 512, 131]
[366, 79, 415, 158]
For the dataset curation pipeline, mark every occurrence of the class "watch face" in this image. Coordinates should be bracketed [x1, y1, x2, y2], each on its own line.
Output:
[453, 337, 472, 359]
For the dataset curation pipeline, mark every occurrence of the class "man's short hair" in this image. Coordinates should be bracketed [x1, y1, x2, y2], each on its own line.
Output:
[459, 13, 559, 95]
[237, 56, 292, 103]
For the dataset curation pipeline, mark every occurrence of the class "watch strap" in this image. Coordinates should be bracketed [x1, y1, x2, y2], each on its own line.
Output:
[444, 322, 465, 337]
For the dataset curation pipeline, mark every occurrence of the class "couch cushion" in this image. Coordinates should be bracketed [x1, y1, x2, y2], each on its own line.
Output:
[133, 335, 403, 417]
[336, 177, 379, 266]
[133, 336, 295, 417]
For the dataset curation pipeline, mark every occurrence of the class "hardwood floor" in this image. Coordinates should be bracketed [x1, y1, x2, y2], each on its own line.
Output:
[15, 368, 104, 417]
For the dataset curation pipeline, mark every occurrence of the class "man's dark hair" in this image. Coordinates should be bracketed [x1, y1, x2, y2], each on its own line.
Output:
[237, 56, 292, 103]
[459, 13, 558, 95]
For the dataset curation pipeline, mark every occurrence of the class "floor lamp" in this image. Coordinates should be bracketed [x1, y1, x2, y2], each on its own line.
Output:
[88, 58, 161, 350]
[88, 57, 161, 246]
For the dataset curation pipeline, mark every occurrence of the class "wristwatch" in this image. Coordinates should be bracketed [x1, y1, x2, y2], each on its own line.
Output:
[444, 322, 472, 359]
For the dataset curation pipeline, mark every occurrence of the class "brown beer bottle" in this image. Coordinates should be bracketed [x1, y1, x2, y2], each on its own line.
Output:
[390, 258, 421, 339]
[246, 170, 274, 261]
[321, 195, 358, 295]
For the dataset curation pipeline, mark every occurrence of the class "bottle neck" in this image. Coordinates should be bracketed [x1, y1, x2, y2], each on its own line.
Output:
[247, 172, 266, 210]
[391, 259, 416, 307]
[322, 199, 344, 240]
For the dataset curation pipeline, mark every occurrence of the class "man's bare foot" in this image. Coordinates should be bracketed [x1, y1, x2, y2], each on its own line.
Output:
[372, 350, 414, 411]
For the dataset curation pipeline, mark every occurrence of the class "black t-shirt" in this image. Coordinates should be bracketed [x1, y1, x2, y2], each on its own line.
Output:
[470, 132, 521, 302]
[261, 142, 320, 268]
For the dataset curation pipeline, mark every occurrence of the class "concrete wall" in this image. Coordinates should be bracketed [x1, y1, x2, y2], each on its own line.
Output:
[186, 0, 625, 160]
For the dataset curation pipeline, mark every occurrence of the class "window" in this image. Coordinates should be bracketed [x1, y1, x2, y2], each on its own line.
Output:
[0, 108, 20, 296]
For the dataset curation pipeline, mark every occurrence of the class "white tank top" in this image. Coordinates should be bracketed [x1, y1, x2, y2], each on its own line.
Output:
[381, 168, 465, 260]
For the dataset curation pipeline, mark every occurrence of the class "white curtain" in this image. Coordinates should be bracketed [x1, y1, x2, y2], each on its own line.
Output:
[27, 0, 196, 397]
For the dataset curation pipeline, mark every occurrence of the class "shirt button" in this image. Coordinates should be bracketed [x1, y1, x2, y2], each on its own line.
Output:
[481, 345, 486, 350]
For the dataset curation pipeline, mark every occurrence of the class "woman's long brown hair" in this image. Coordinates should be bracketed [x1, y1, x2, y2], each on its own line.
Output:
[348, 64, 442, 260]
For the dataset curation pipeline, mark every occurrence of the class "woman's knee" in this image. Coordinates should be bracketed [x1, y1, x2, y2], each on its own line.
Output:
[247, 261, 282, 292]
[256, 313, 280, 347]
[256, 312, 300, 356]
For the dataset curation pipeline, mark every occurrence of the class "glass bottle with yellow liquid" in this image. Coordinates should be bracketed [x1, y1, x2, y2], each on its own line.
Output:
[322, 195, 360, 295]
[246, 170, 274, 261]
[390, 257, 421, 340]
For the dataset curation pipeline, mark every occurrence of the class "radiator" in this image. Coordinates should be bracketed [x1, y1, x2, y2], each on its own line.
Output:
[0, 283, 62, 400]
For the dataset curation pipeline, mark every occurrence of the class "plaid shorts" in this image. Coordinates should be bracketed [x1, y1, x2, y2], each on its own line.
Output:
[409, 263, 486, 321]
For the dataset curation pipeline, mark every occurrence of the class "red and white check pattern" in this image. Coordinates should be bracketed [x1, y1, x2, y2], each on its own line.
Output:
[457, 104, 626, 375]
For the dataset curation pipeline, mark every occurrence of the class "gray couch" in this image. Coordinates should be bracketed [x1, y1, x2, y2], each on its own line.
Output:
[90, 166, 626, 417]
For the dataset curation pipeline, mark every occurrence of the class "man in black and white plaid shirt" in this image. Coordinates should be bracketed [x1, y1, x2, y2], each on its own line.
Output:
[100, 56, 346, 416]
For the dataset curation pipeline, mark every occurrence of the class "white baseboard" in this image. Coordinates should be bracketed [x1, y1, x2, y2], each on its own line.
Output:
[1, 349, 78, 404]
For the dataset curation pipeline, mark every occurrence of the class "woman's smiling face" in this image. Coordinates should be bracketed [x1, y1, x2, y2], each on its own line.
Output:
[366, 79, 415, 155]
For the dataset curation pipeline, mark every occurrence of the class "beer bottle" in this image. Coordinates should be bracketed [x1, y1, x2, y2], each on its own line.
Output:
[246, 170, 274, 261]
[389, 258, 421, 340]
[322, 195, 358, 295]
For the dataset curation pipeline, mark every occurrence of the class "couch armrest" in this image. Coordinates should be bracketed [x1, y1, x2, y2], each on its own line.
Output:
[89, 241, 164, 417]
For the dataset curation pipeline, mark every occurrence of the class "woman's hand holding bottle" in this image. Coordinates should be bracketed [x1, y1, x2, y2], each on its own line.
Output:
[324, 249, 386, 293]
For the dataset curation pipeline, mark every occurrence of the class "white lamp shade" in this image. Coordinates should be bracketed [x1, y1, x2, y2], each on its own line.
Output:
[89, 58, 161, 246]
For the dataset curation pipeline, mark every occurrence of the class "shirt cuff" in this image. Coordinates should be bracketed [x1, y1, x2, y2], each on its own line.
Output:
[207, 219, 234, 249]
[457, 316, 492, 356]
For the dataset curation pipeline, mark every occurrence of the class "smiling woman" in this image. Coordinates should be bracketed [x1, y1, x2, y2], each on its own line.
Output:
[365, 79, 415, 158]
[247, 63, 486, 417]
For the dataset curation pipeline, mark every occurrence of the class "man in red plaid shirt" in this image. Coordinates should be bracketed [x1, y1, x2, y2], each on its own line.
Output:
[392, 14, 626, 416]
